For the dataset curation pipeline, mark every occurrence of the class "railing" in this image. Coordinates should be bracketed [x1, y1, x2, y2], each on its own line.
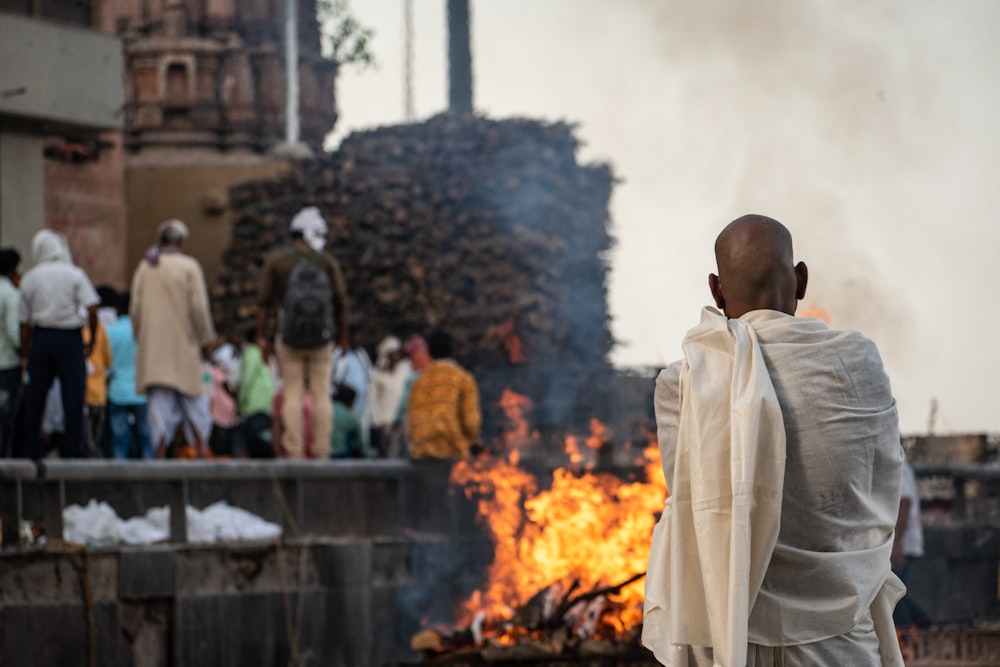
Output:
[911, 463, 1000, 523]
[0, 459, 411, 547]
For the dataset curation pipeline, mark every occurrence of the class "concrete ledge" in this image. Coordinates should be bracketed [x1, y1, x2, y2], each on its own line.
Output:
[0, 461, 37, 480]
[38, 459, 412, 481]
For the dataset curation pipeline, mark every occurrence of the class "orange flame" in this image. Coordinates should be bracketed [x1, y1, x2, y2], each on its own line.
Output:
[799, 303, 832, 324]
[564, 435, 583, 464]
[484, 317, 525, 365]
[498, 389, 538, 451]
[449, 431, 668, 640]
[505, 333, 525, 365]
[585, 418, 607, 451]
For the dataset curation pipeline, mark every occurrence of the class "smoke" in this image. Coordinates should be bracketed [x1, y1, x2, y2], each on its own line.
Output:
[334, 0, 1000, 434]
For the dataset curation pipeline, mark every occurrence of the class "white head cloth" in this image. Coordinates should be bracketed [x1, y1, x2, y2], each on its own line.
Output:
[290, 206, 329, 252]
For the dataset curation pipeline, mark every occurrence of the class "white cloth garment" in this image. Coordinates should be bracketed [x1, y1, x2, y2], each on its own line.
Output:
[643, 307, 904, 667]
[369, 353, 412, 429]
[899, 461, 923, 557]
[289, 206, 328, 252]
[19, 230, 99, 329]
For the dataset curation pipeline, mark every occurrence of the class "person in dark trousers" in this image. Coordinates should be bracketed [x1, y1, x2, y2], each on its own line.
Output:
[18, 230, 99, 459]
[0, 247, 22, 456]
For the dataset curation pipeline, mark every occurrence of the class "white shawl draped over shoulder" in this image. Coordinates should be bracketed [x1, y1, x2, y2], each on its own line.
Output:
[642, 308, 904, 667]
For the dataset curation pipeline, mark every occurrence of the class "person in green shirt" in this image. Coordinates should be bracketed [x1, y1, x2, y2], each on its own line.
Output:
[238, 328, 276, 458]
[330, 384, 373, 459]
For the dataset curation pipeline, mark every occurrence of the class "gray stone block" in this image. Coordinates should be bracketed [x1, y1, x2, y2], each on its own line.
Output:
[120, 547, 176, 600]
[0, 600, 127, 666]
[325, 585, 371, 666]
[0, 481, 22, 549]
[176, 592, 277, 667]
[371, 538, 411, 586]
[370, 584, 420, 667]
[120, 600, 170, 667]
[318, 540, 372, 587]
[295, 478, 403, 537]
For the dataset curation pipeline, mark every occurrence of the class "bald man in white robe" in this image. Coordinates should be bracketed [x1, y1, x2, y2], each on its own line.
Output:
[642, 215, 904, 667]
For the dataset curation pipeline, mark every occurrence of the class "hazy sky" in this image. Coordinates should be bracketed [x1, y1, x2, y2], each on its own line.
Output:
[329, 0, 1000, 435]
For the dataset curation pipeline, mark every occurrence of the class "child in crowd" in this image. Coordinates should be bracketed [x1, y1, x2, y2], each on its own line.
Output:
[237, 328, 276, 458]
[207, 342, 239, 457]
[330, 384, 372, 459]
[82, 315, 112, 457]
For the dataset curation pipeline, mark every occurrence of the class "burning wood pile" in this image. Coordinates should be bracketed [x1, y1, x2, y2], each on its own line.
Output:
[212, 113, 615, 432]
[408, 440, 667, 664]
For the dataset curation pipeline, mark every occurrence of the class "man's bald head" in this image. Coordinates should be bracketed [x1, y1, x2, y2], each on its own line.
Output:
[708, 214, 808, 319]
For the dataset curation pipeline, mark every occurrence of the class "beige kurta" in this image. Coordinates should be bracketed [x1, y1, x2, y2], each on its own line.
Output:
[130, 252, 215, 397]
[643, 307, 904, 667]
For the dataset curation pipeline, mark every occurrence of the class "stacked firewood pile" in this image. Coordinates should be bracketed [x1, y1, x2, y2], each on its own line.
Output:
[212, 113, 616, 435]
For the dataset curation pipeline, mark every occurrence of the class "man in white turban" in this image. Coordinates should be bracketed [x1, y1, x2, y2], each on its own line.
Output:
[643, 215, 904, 667]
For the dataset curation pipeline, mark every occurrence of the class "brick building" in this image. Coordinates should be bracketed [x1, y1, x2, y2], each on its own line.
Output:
[118, 0, 338, 287]
[0, 2, 124, 283]
[2, 1, 337, 289]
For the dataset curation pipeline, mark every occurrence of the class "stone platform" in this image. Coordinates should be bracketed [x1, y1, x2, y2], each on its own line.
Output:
[0, 459, 998, 666]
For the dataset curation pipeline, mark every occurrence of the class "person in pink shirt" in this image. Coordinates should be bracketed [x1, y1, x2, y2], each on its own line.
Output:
[207, 344, 239, 456]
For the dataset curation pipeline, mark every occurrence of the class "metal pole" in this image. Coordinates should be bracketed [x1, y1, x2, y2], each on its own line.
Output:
[403, 0, 415, 121]
[284, 0, 300, 144]
[447, 0, 473, 114]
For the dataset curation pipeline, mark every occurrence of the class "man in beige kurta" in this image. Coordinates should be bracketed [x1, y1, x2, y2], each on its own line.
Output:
[130, 219, 216, 457]
[643, 215, 904, 667]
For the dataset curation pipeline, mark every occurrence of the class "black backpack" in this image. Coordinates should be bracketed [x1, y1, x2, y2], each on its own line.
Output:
[280, 248, 334, 349]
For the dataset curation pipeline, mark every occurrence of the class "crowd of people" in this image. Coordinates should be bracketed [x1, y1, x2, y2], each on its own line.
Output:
[0, 207, 482, 461]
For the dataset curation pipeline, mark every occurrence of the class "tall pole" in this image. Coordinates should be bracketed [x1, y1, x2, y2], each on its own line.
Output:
[403, 0, 415, 121]
[284, 0, 300, 144]
[447, 0, 473, 114]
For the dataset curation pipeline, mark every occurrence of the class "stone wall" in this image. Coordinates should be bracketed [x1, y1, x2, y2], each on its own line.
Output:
[1, 459, 998, 666]
[0, 460, 492, 667]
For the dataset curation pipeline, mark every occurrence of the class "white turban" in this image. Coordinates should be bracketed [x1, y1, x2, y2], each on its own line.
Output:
[290, 206, 329, 252]
[157, 219, 189, 244]
[375, 336, 402, 369]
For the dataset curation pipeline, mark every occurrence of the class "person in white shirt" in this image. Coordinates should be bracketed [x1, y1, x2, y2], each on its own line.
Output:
[368, 336, 411, 457]
[643, 215, 904, 667]
[18, 230, 99, 459]
[0, 247, 22, 456]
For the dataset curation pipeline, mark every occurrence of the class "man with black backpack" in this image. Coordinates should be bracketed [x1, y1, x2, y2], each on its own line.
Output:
[256, 207, 350, 459]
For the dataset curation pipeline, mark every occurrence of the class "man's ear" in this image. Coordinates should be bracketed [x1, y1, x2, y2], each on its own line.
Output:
[709, 273, 725, 310]
[794, 262, 808, 300]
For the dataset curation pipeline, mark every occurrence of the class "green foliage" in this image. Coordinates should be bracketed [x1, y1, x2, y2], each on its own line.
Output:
[316, 0, 377, 72]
